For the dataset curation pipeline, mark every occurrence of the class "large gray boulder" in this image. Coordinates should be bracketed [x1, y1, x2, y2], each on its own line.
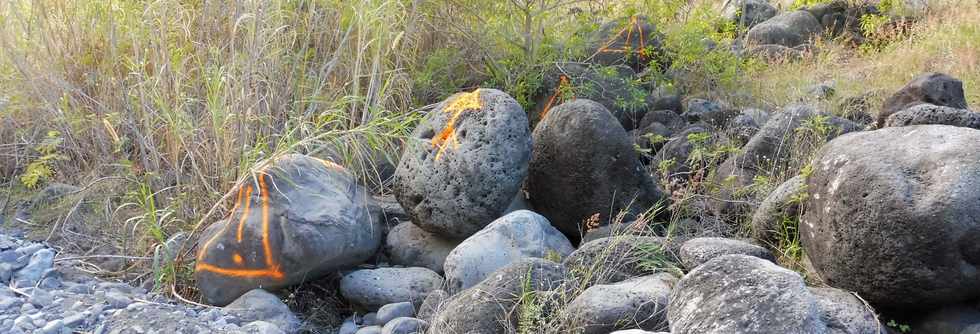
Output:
[884, 103, 980, 130]
[746, 10, 822, 48]
[194, 154, 382, 306]
[678, 237, 774, 270]
[339, 267, 444, 310]
[802, 125, 980, 309]
[384, 222, 457, 274]
[527, 99, 668, 241]
[443, 210, 574, 291]
[429, 258, 566, 334]
[809, 287, 884, 334]
[393, 88, 530, 239]
[561, 273, 677, 334]
[668, 255, 827, 334]
[878, 72, 968, 127]
[750, 175, 806, 245]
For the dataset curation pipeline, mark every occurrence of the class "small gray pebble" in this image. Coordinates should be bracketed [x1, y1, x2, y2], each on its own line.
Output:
[362, 312, 379, 326]
[375, 302, 414, 325]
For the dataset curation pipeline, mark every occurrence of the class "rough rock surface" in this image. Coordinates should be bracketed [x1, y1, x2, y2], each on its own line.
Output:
[384, 222, 457, 274]
[678, 237, 775, 270]
[527, 99, 667, 241]
[746, 11, 822, 48]
[710, 104, 860, 216]
[911, 303, 980, 334]
[802, 125, 980, 309]
[750, 175, 806, 245]
[561, 273, 677, 334]
[443, 210, 574, 291]
[393, 88, 531, 239]
[339, 267, 444, 310]
[429, 258, 566, 334]
[878, 72, 969, 127]
[195, 154, 382, 306]
[563, 236, 678, 287]
[223, 289, 299, 332]
[884, 103, 980, 129]
[668, 255, 827, 334]
[809, 287, 884, 334]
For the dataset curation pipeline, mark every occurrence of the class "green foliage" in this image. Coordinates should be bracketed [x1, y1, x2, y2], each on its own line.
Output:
[20, 131, 67, 189]
[791, 0, 834, 10]
[887, 319, 912, 333]
[517, 268, 545, 334]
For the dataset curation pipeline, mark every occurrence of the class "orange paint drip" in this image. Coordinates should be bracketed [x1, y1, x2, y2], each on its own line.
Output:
[196, 172, 284, 281]
[235, 185, 254, 242]
[540, 76, 572, 121]
[597, 16, 647, 59]
[432, 89, 482, 161]
[196, 263, 285, 279]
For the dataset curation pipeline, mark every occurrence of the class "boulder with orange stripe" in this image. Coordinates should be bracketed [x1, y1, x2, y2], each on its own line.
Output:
[194, 154, 382, 305]
[392, 88, 531, 240]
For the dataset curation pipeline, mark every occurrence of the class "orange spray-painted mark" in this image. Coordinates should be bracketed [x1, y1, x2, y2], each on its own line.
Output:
[597, 16, 647, 59]
[540, 75, 574, 121]
[195, 171, 285, 281]
[432, 89, 482, 161]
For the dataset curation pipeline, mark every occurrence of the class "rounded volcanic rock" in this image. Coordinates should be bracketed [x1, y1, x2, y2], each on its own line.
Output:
[527, 99, 667, 241]
[802, 125, 980, 309]
[393, 88, 531, 240]
[194, 154, 382, 306]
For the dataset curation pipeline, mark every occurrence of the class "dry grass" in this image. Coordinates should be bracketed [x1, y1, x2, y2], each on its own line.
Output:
[742, 0, 980, 112]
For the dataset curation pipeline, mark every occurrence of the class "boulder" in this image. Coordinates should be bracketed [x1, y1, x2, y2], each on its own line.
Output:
[648, 94, 683, 114]
[561, 273, 677, 333]
[563, 236, 678, 287]
[723, 0, 778, 28]
[393, 88, 531, 239]
[802, 125, 980, 309]
[384, 222, 457, 274]
[443, 210, 574, 291]
[586, 16, 668, 72]
[339, 267, 444, 310]
[416, 289, 448, 323]
[376, 302, 415, 326]
[746, 10, 822, 48]
[884, 104, 980, 130]
[581, 220, 649, 244]
[527, 99, 667, 242]
[355, 326, 382, 334]
[728, 108, 770, 139]
[532, 63, 648, 130]
[194, 154, 382, 306]
[809, 287, 884, 334]
[428, 258, 566, 334]
[750, 175, 806, 245]
[639, 110, 687, 133]
[381, 317, 427, 334]
[668, 255, 827, 334]
[633, 122, 673, 160]
[710, 104, 860, 217]
[681, 99, 728, 125]
[878, 72, 968, 127]
[678, 237, 775, 270]
[653, 124, 713, 181]
[223, 289, 299, 332]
